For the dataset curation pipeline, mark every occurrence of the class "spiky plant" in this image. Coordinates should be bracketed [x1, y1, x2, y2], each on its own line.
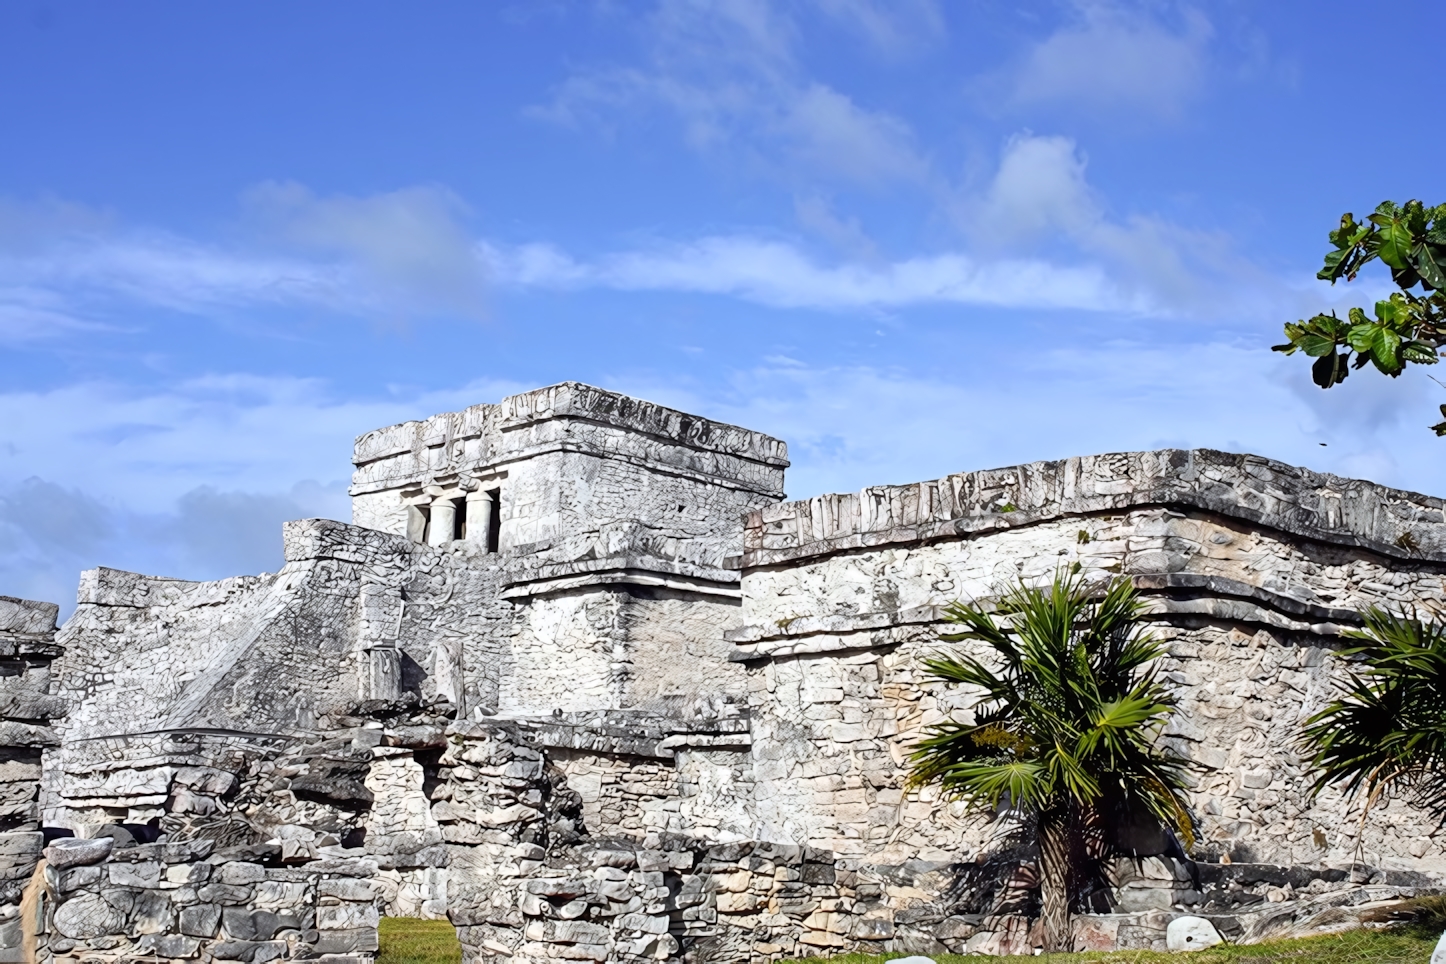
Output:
[1301, 607, 1446, 824]
[907, 570, 1196, 952]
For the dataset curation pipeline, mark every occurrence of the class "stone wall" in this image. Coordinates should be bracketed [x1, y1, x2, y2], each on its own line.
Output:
[37, 834, 382, 962]
[728, 451, 1446, 872]
[0, 596, 63, 963]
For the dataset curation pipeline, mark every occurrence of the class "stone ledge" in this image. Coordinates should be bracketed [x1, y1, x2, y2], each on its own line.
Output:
[499, 558, 740, 599]
[507, 711, 751, 760]
[733, 449, 1446, 569]
[725, 573, 1364, 659]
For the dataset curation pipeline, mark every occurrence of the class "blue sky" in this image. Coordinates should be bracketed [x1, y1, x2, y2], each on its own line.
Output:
[4, 1, 1446, 612]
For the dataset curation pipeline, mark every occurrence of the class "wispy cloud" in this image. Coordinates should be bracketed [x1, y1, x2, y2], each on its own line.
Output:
[243, 181, 489, 318]
[0, 185, 488, 340]
[0, 374, 527, 510]
[531, 0, 934, 189]
[812, 0, 945, 58]
[993, 2, 1213, 119]
[485, 235, 1143, 312]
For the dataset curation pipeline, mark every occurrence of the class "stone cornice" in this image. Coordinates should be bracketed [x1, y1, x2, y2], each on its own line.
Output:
[732, 449, 1446, 569]
[350, 382, 789, 495]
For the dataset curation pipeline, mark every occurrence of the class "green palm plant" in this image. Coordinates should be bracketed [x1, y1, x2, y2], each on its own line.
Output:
[907, 570, 1196, 952]
[1301, 607, 1446, 824]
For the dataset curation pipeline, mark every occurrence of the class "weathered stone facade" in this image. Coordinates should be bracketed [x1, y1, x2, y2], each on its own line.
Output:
[8, 382, 1446, 962]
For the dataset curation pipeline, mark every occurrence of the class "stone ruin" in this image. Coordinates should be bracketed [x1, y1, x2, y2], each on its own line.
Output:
[5, 380, 1446, 963]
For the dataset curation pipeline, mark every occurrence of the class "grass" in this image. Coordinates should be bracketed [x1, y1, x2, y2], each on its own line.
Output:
[377, 917, 463, 964]
[786, 927, 1440, 964]
[371, 916, 1440, 964]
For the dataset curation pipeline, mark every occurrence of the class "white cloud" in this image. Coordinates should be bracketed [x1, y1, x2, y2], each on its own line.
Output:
[484, 235, 1143, 312]
[532, 0, 934, 189]
[780, 84, 930, 184]
[973, 134, 1098, 243]
[1002, 3, 1212, 119]
[963, 133, 1283, 318]
[244, 181, 489, 318]
[0, 184, 491, 340]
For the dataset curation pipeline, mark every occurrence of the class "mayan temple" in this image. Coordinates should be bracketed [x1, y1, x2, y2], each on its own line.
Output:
[3, 380, 1445, 962]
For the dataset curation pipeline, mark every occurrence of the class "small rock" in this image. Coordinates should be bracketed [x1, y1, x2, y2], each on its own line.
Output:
[1167, 916, 1224, 952]
[885, 957, 936, 964]
[44, 836, 113, 869]
[1430, 928, 1446, 964]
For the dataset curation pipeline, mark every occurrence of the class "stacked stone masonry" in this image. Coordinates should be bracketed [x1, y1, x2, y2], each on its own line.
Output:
[8, 383, 1446, 962]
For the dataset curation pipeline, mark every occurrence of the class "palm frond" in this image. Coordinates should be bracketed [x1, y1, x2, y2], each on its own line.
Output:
[1301, 605, 1446, 810]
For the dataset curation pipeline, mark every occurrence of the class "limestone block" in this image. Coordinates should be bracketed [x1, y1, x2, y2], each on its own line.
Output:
[318, 879, 380, 901]
[616, 913, 668, 934]
[53, 864, 102, 892]
[108, 861, 161, 888]
[317, 902, 379, 930]
[1431, 928, 1446, 964]
[0, 833, 40, 859]
[524, 919, 611, 944]
[179, 903, 222, 937]
[53, 892, 125, 939]
[716, 893, 758, 913]
[44, 836, 112, 869]
[166, 862, 211, 884]
[138, 933, 202, 958]
[197, 883, 255, 905]
[218, 862, 267, 885]
[129, 890, 174, 935]
[222, 908, 306, 941]
[850, 918, 894, 940]
[252, 880, 310, 909]
[313, 926, 380, 954]
[173, 766, 238, 795]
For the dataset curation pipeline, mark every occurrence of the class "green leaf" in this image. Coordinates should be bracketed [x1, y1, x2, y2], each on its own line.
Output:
[1371, 327, 1403, 372]
[1327, 213, 1359, 248]
[1377, 217, 1415, 270]
[1294, 333, 1337, 357]
[1319, 248, 1350, 281]
[1347, 324, 1377, 353]
[1414, 242, 1446, 290]
[1401, 341, 1439, 365]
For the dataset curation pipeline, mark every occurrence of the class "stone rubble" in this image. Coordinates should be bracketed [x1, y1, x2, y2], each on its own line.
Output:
[4, 383, 1446, 961]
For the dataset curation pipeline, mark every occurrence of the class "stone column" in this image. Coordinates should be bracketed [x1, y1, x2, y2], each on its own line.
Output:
[428, 498, 457, 547]
[467, 491, 494, 551]
[406, 505, 428, 544]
